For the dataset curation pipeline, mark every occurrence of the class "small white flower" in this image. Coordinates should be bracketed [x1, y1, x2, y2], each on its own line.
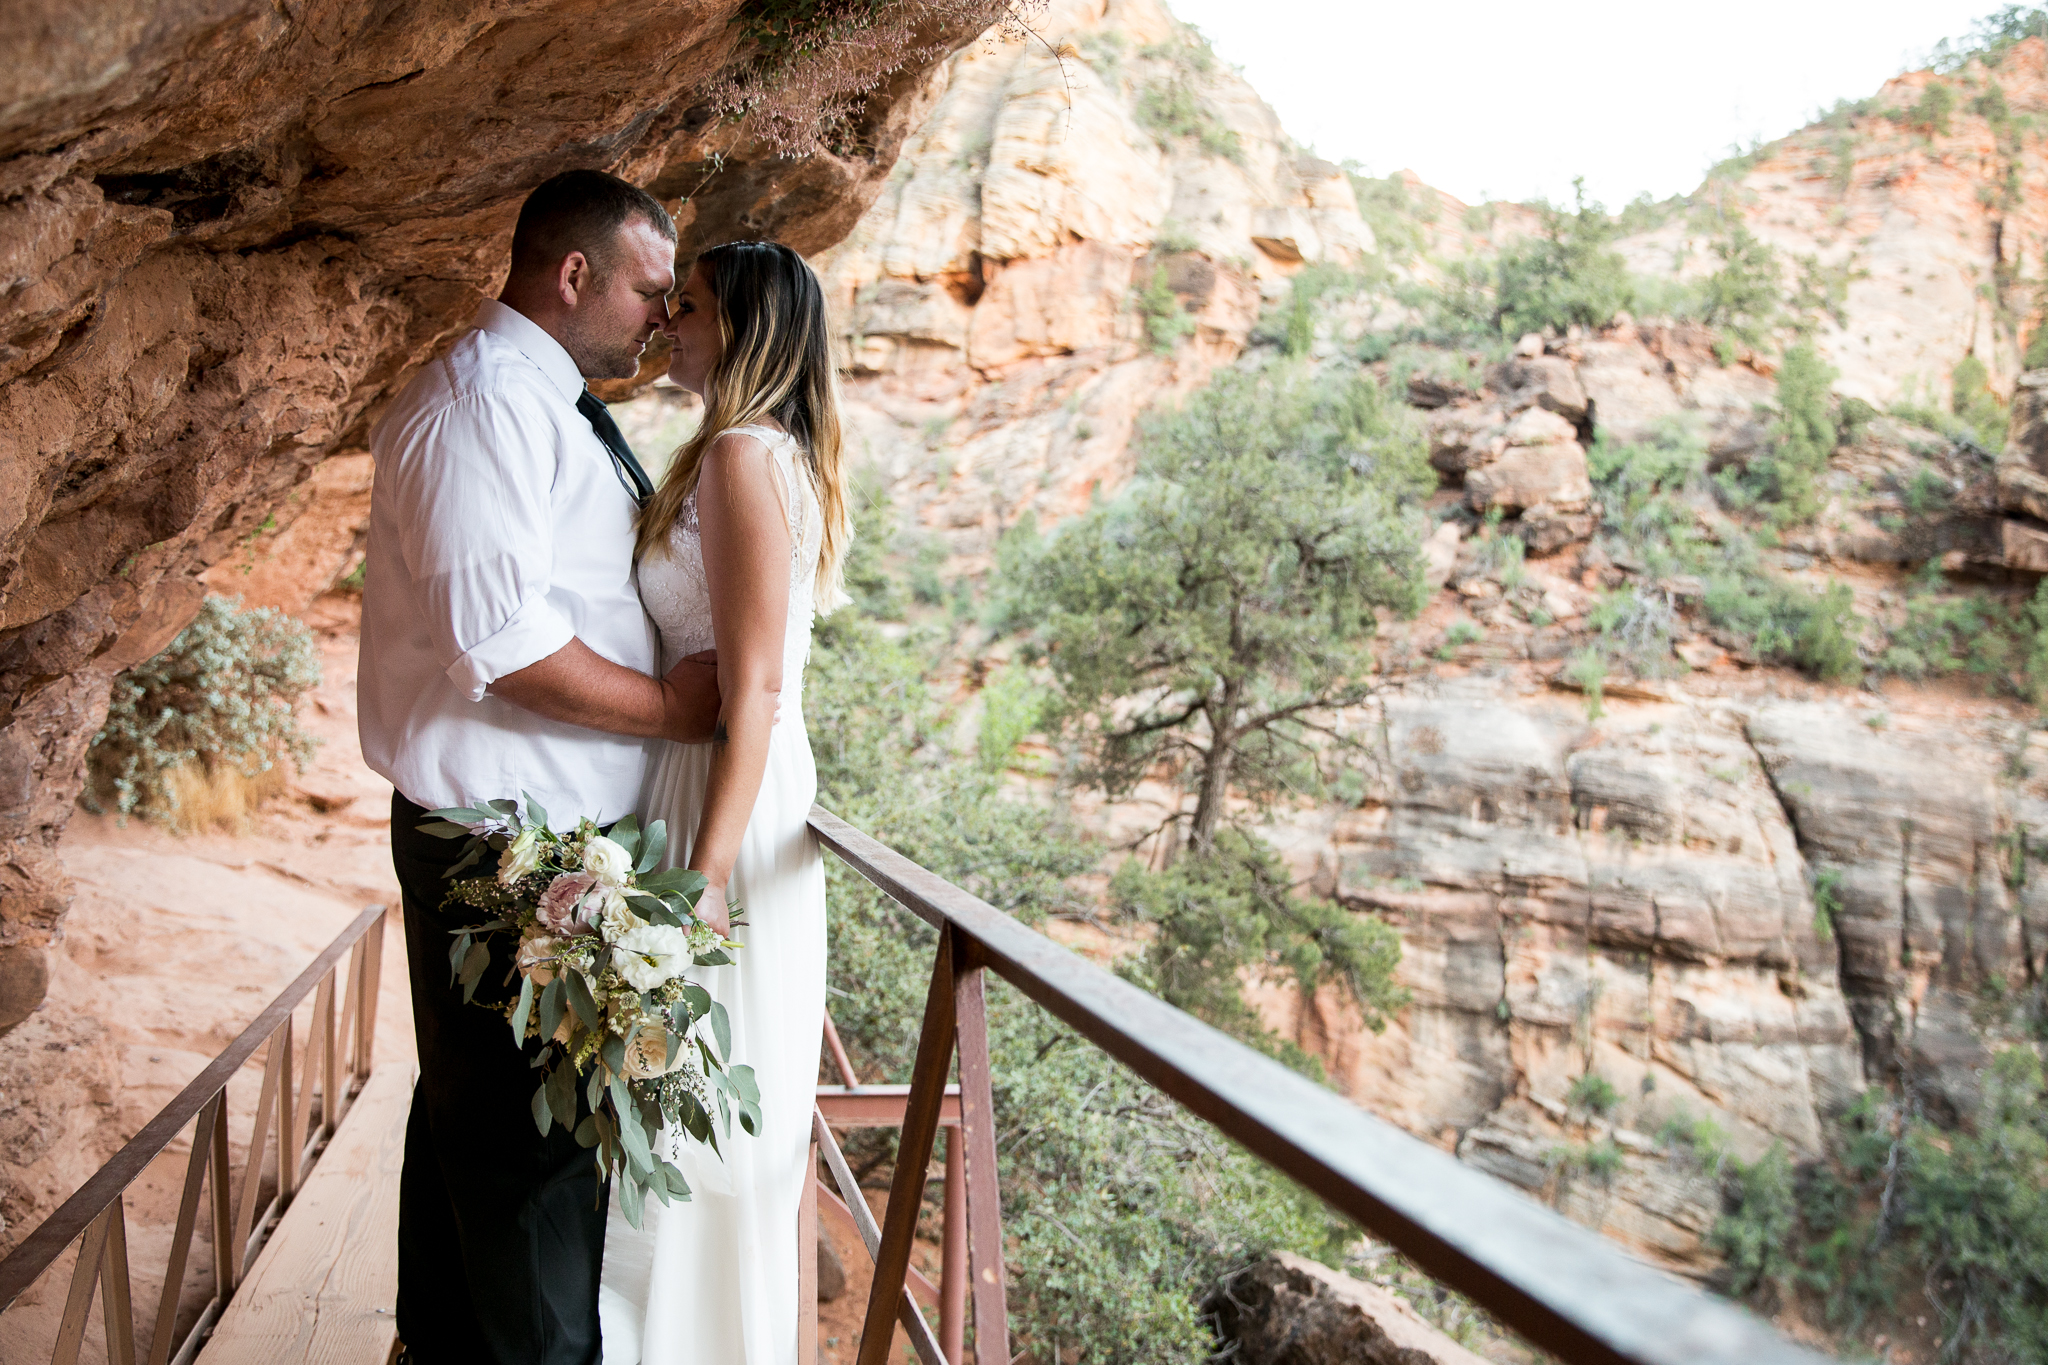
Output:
[497, 826, 542, 886]
[612, 924, 693, 991]
[582, 835, 634, 888]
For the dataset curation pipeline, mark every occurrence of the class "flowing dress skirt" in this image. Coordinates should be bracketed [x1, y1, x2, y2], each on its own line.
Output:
[599, 706, 826, 1365]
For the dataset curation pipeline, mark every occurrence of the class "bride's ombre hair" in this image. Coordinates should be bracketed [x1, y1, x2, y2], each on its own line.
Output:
[635, 240, 851, 610]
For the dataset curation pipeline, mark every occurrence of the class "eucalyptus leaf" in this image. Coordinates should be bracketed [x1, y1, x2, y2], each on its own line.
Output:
[521, 790, 549, 832]
[708, 1001, 732, 1060]
[424, 805, 492, 823]
[546, 1061, 579, 1128]
[530, 1083, 553, 1137]
[564, 970, 601, 1031]
[636, 820, 668, 873]
[575, 1114, 599, 1149]
[680, 983, 712, 1019]
[601, 1033, 626, 1078]
[509, 973, 535, 1044]
[486, 798, 520, 817]
[694, 948, 732, 967]
[608, 815, 641, 861]
[537, 976, 565, 1043]
[729, 1063, 760, 1104]
[458, 942, 490, 1003]
[625, 893, 679, 927]
[414, 820, 474, 838]
[441, 840, 486, 879]
[636, 868, 708, 898]
[617, 1170, 647, 1229]
[586, 1064, 605, 1116]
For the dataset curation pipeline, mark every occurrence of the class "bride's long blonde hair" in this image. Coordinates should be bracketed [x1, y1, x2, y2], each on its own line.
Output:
[635, 240, 850, 610]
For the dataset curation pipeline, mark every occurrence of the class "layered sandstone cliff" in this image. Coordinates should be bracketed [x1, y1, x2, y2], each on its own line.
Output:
[0, 0, 1010, 1026]
[770, 1, 2048, 1282]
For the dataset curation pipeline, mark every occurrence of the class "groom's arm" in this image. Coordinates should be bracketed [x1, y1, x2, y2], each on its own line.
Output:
[491, 642, 723, 742]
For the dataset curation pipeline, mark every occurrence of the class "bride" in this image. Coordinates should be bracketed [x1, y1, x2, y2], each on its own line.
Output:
[599, 240, 850, 1365]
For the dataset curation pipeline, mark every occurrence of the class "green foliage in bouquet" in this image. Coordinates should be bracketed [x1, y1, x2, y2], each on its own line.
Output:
[420, 796, 758, 1228]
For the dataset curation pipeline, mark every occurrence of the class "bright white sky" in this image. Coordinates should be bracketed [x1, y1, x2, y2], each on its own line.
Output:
[1165, 0, 2000, 209]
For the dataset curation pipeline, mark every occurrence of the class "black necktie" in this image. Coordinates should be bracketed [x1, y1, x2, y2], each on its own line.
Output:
[577, 390, 655, 508]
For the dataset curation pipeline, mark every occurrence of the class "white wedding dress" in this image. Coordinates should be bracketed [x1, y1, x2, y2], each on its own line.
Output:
[600, 424, 827, 1365]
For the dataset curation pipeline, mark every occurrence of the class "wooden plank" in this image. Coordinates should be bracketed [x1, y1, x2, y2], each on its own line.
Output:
[195, 1065, 411, 1365]
[815, 1181, 942, 1309]
[815, 1085, 960, 1128]
[951, 955, 1008, 1364]
[799, 1138, 818, 1365]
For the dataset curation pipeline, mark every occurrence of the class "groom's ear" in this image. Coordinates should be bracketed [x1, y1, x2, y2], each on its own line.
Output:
[556, 251, 595, 308]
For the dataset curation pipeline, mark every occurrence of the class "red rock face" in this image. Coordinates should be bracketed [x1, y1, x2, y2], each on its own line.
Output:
[0, 0, 995, 1026]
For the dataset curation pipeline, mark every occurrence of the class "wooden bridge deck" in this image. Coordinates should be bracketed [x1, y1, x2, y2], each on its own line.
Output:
[195, 1065, 410, 1365]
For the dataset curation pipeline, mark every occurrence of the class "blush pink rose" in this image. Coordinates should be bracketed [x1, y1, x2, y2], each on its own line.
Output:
[536, 871, 601, 935]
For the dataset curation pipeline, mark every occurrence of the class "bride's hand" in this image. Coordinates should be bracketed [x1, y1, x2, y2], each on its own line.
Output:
[698, 885, 731, 938]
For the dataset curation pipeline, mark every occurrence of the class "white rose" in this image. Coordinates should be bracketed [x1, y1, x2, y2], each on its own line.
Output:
[582, 835, 634, 888]
[516, 930, 559, 985]
[497, 826, 542, 886]
[620, 1021, 687, 1079]
[612, 924, 693, 991]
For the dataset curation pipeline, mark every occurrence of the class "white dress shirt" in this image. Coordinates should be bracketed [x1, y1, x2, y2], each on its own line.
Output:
[359, 299, 657, 829]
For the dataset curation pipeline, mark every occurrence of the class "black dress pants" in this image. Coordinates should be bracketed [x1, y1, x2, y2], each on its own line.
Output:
[391, 791, 607, 1365]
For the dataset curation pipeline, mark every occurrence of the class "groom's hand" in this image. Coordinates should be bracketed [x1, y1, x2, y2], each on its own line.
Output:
[660, 650, 723, 743]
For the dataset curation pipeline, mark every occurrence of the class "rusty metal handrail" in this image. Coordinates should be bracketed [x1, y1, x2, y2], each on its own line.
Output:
[0, 905, 388, 1364]
[807, 806, 1825, 1365]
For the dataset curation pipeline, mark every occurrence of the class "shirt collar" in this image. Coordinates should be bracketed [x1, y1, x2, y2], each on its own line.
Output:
[472, 298, 586, 404]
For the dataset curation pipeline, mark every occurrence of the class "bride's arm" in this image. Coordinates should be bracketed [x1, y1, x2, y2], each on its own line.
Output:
[688, 432, 793, 934]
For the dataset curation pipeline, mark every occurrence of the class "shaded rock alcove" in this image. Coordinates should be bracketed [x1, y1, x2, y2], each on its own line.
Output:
[0, 0, 1005, 1027]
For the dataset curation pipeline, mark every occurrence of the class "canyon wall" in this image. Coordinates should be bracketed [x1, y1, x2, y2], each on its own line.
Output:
[0, 0, 1005, 1027]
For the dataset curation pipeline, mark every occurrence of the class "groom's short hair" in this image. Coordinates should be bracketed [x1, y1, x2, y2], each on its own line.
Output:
[509, 170, 677, 284]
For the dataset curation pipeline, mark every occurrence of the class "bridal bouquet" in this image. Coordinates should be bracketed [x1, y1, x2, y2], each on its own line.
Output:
[419, 795, 760, 1226]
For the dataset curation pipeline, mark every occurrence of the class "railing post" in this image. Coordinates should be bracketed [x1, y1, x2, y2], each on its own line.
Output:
[51, 1204, 113, 1365]
[150, 1095, 220, 1365]
[356, 910, 384, 1081]
[950, 938, 1009, 1363]
[799, 1136, 819, 1365]
[209, 1084, 235, 1295]
[855, 925, 959, 1365]
[100, 1197, 136, 1365]
[230, 1027, 284, 1279]
[317, 968, 338, 1138]
[276, 1014, 298, 1200]
[940, 1130, 965, 1364]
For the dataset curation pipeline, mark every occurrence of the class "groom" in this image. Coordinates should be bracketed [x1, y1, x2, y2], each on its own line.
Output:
[359, 169, 712, 1365]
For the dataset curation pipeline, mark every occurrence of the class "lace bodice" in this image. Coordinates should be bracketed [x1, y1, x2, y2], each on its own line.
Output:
[637, 424, 821, 698]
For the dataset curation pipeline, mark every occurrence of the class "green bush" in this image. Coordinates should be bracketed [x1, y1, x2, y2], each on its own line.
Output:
[1906, 80, 1957, 137]
[1494, 180, 1634, 337]
[1112, 830, 1406, 1074]
[1568, 1072, 1621, 1116]
[83, 595, 321, 825]
[1953, 353, 2010, 449]
[1697, 222, 1782, 346]
[1133, 264, 1196, 354]
[1877, 576, 2048, 703]
[1713, 1144, 1799, 1301]
[1132, 31, 1241, 163]
[1741, 342, 1839, 525]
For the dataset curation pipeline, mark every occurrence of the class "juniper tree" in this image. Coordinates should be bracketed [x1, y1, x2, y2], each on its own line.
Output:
[1011, 364, 1431, 853]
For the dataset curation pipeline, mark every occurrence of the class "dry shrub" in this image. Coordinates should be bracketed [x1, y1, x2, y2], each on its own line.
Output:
[154, 760, 292, 835]
[709, 0, 1050, 156]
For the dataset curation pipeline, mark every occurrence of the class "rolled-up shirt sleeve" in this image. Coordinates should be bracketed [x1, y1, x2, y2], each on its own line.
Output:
[391, 390, 575, 701]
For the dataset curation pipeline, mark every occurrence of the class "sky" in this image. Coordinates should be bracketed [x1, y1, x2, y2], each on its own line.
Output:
[1164, 0, 2003, 209]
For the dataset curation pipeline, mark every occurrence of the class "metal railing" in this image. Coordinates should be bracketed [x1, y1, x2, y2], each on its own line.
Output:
[0, 906, 389, 1365]
[805, 806, 1830, 1365]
